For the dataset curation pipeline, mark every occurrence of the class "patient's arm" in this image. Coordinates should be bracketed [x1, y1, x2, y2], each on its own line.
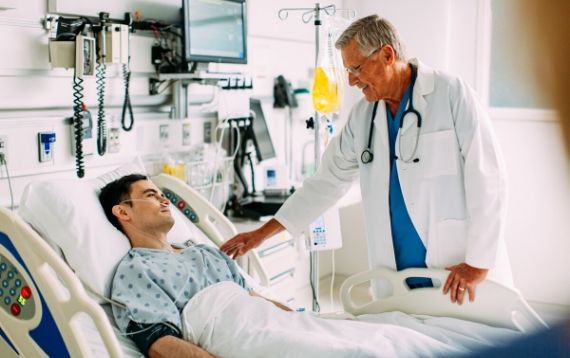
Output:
[149, 335, 216, 358]
[249, 290, 293, 312]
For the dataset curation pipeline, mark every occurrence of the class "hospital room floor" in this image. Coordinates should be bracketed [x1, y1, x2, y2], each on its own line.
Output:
[295, 274, 570, 325]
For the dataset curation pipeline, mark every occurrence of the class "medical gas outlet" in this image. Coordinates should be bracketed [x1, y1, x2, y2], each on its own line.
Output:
[37, 132, 56, 163]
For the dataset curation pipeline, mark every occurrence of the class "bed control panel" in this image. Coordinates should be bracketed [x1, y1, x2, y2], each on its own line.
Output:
[0, 253, 36, 320]
[163, 189, 199, 224]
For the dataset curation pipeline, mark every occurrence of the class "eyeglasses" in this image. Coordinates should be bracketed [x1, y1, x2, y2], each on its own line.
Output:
[345, 47, 380, 76]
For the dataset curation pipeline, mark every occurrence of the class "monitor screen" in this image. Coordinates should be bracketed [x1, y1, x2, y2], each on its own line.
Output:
[250, 98, 276, 162]
[183, 0, 247, 64]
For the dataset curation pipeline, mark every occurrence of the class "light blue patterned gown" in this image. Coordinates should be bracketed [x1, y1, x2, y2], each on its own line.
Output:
[111, 244, 249, 332]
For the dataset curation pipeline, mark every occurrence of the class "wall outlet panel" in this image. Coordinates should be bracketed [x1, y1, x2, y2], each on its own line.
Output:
[159, 124, 170, 148]
[203, 121, 212, 143]
[182, 123, 191, 146]
[0, 135, 7, 162]
[37, 131, 56, 163]
[107, 127, 121, 153]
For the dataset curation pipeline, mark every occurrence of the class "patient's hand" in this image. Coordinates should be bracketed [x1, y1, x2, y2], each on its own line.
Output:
[149, 335, 216, 358]
[443, 263, 488, 305]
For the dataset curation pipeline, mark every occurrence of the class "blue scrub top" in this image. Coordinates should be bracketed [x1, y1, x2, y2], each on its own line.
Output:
[386, 86, 431, 288]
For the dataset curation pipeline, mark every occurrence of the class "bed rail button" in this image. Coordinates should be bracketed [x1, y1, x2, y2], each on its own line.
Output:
[21, 286, 31, 299]
[10, 303, 20, 316]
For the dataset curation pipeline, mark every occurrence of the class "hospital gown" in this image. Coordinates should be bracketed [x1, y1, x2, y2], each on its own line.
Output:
[111, 244, 248, 332]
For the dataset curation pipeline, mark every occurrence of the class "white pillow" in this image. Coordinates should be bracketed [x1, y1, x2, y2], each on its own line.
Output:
[18, 158, 198, 301]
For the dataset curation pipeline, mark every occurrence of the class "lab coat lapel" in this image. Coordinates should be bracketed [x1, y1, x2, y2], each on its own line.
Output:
[374, 100, 389, 151]
[400, 59, 434, 135]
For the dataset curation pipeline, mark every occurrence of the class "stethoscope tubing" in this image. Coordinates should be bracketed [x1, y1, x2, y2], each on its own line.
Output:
[361, 63, 422, 164]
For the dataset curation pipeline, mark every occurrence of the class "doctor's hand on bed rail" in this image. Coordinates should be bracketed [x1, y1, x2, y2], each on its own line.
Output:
[221, 219, 285, 259]
[443, 263, 489, 305]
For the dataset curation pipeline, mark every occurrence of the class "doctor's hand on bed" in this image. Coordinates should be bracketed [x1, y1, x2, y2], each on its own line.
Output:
[221, 219, 285, 259]
[443, 263, 489, 305]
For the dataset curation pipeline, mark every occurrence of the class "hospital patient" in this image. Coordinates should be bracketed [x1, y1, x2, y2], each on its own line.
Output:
[99, 174, 291, 358]
[99, 174, 470, 358]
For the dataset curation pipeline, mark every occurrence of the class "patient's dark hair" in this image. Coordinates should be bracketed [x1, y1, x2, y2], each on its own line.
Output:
[98, 174, 148, 233]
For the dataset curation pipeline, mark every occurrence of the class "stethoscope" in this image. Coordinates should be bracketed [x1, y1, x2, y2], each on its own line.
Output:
[361, 63, 422, 164]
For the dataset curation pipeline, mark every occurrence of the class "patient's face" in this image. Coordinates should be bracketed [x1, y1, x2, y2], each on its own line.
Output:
[123, 180, 175, 234]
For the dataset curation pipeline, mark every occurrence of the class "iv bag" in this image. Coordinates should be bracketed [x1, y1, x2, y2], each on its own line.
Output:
[312, 26, 344, 114]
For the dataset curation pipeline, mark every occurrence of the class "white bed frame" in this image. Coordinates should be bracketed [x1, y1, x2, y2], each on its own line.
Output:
[0, 174, 548, 357]
[340, 267, 548, 332]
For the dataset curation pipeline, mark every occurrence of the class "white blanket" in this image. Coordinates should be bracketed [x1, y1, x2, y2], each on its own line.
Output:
[181, 282, 485, 358]
[356, 312, 521, 353]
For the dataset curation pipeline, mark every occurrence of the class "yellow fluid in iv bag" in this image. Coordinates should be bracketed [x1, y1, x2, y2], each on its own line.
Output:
[312, 66, 340, 114]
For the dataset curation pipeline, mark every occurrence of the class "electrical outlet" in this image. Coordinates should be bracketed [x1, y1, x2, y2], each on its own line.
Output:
[108, 127, 121, 153]
[203, 121, 212, 143]
[38, 131, 56, 163]
[159, 124, 170, 147]
[0, 135, 8, 163]
[182, 123, 191, 146]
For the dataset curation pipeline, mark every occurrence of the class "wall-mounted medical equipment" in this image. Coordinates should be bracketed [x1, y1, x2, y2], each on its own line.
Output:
[147, 0, 250, 119]
[224, 98, 288, 220]
[37, 132, 56, 163]
[273, 75, 298, 182]
[48, 17, 96, 178]
[69, 105, 94, 157]
[183, 0, 247, 67]
[306, 209, 342, 251]
[47, 13, 133, 177]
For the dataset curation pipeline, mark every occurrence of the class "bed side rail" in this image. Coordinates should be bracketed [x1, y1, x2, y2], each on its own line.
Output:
[340, 267, 548, 332]
[0, 207, 123, 358]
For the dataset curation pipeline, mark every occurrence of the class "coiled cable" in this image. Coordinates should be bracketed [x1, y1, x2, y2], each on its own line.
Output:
[121, 63, 134, 131]
[96, 61, 107, 155]
[72, 72, 85, 178]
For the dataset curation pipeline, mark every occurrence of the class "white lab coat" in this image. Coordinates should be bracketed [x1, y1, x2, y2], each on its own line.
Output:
[275, 59, 513, 296]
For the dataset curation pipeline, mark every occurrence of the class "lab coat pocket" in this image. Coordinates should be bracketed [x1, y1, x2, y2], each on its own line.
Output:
[435, 219, 467, 267]
[418, 130, 459, 178]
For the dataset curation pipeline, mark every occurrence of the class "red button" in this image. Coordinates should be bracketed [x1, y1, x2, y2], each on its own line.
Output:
[10, 303, 21, 316]
[177, 201, 185, 209]
[21, 286, 31, 299]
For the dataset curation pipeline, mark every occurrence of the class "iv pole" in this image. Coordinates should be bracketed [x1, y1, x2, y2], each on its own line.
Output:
[278, 3, 355, 313]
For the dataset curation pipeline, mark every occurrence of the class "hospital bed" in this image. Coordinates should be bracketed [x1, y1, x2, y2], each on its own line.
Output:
[0, 162, 547, 357]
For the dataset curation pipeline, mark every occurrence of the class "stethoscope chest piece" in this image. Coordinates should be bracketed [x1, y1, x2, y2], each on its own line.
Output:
[361, 149, 373, 164]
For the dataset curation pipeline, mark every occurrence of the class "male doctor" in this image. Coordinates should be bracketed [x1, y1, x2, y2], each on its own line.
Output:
[221, 14, 513, 304]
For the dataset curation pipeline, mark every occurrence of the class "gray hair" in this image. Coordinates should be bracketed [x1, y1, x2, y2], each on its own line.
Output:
[335, 14, 407, 61]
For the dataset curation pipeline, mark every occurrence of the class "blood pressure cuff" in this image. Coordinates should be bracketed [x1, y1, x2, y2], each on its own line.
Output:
[126, 320, 181, 356]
